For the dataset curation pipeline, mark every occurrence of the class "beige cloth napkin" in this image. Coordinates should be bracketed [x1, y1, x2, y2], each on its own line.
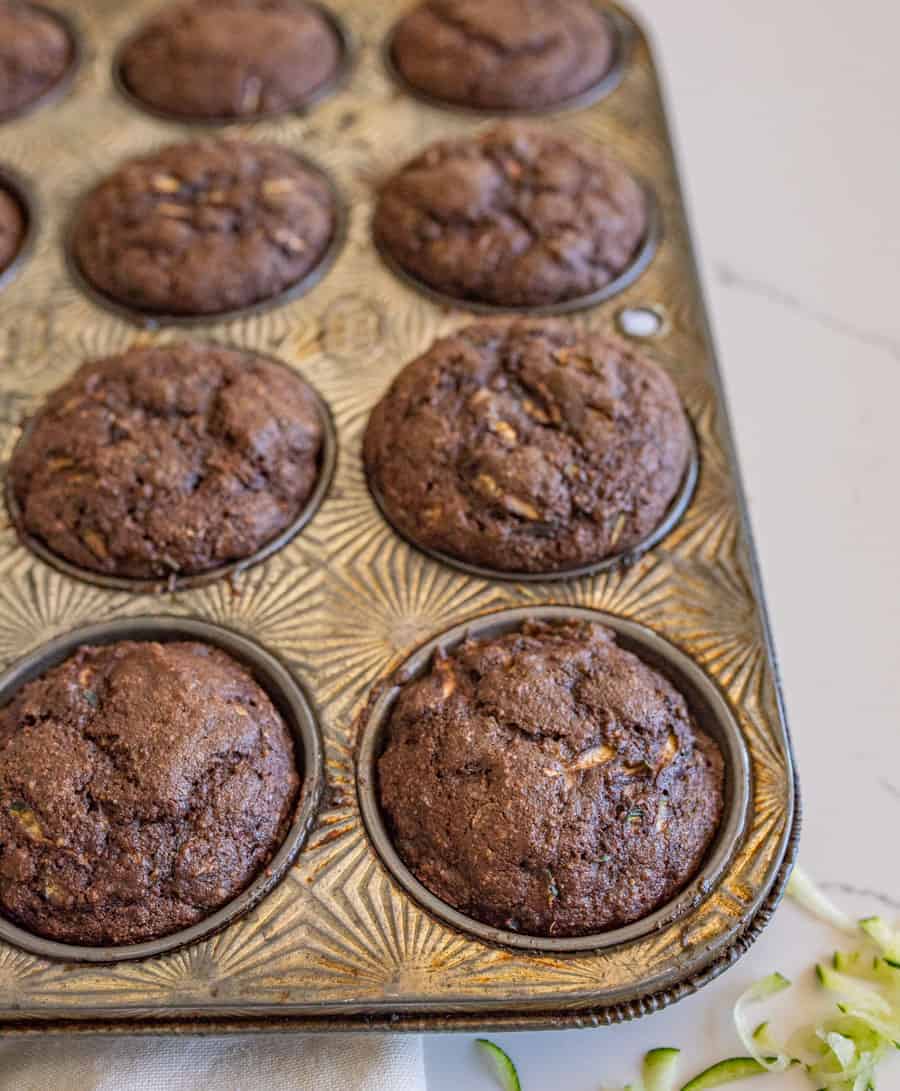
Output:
[0, 1033, 426, 1090]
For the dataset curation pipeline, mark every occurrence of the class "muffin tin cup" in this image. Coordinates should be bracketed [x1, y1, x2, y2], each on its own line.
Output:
[366, 416, 698, 583]
[382, 6, 631, 119]
[0, 3, 83, 124]
[357, 605, 751, 954]
[112, 2, 356, 127]
[4, 349, 338, 594]
[0, 616, 325, 964]
[0, 163, 38, 293]
[373, 181, 661, 318]
[63, 154, 348, 330]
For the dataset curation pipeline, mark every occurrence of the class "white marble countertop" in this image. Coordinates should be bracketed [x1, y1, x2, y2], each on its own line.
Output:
[427, 0, 900, 1086]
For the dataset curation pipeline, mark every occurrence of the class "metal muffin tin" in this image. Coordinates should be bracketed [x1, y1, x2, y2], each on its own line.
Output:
[0, 0, 797, 1034]
[358, 605, 751, 955]
[0, 616, 325, 964]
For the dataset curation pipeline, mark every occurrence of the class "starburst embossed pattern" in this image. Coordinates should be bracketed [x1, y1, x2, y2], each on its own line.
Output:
[0, 0, 795, 1030]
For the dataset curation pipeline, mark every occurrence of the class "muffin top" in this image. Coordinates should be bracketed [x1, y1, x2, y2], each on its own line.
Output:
[9, 342, 324, 581]
[119, 0, 342, 121]
[0, 1, 73, 119]
[391, 0, 614, 111]
[0, 640, 299, 946]
[0, 185, 24, 273]
[364, 320, 690, 575]
[72, 140, 336, 317]
[378, 620, 724, 937]
[373, 123, 647, 309]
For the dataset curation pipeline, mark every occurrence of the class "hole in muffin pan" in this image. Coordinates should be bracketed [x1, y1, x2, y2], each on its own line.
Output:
[366, 414, 698, 584]
[382, 6, 632, 119]
[0, 164, 38, 293]
[357, 605, 751, 955]
[0, 616, 324, 963]
[5, 349, 337, 593]
[63, 154, 348, 329]
[373, 181, 661, 318]
[111, 2, 355, 126]
[617, 304, 667, 339]
[0, 3, 83, 124]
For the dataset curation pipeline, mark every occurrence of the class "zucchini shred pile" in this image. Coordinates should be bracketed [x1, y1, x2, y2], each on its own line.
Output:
[477, 869, 900, 1090]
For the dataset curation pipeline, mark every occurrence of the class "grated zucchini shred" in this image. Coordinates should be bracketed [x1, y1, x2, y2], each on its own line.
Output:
[476, 871, 897, 1091]
[476, 1039, 522, 1091]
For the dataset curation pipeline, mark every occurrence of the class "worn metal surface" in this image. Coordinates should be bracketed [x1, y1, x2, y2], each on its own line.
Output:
[0, 0, 796, 1031]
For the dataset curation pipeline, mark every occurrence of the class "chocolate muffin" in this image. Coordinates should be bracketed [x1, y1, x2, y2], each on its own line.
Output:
[9, 342, 324, 581]
[0, 1, 73, 120]
[364, 320, 690, 575]
[378, 619, 724, 936]
[71, 140, 336, 317]
[0, 184, 24, 275]
[119, 0, 342, 121]
[391, 0, 614, 111]
[373, 124, 648, 309]
[0, 640, 299, 946]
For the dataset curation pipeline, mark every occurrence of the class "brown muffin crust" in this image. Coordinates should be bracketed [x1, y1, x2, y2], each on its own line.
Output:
[373, 123, 647, 309]
[120, 0, 342, 121]
[378, 620, 724, 937]
[72, 140, 336, 317]
[0, 185, 24, 274]
[9, 342, 324, 581]
[364, 320, 690, 574]
[0, 1, 73, 119]
[0, 640, 300, 946]
[391, 0, 614, 111]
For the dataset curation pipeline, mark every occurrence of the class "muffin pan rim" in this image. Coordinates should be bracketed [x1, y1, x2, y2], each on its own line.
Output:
[0, 1, 83, 124]
[365, 412, 700, 583]
[381, 4, 631, 120]
[0, 615, 325, 964]
[111, 0, 357, 127]
[4, 344, 338, 593]
[356, 604, 753, 955]
[372, 178, 661, 317]
[63, 147, 348, 329]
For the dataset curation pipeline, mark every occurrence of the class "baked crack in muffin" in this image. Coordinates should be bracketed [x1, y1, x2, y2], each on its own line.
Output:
[378, 620, 724, 936]
[119, 0, 342, 121]
[9, 342, 324, 581]
[0, 640, 299, 946]
[72, 140, 336, 317]
[373, 123, 648, 309]
[364, 319, 690, 575]
[391, 0, 615, 111]
[0, 1, 73, 120]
